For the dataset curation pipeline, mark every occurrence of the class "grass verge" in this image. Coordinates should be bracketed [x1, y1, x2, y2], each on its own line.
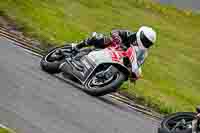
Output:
[0, 0, 200, 114]
[0, 126, 14, 133]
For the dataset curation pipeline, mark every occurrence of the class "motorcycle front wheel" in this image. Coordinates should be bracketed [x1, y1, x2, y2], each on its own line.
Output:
[84, 65, 127, 96]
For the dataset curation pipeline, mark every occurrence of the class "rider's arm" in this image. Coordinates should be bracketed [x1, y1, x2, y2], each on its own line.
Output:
[136, 48, 148, 67]
[126, 46, 148, 80]
[131, 61, 142, 80]
[132, 50, 148, 80]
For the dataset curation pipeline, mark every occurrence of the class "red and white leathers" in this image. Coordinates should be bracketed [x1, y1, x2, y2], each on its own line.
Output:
[103, 39, 148, 80]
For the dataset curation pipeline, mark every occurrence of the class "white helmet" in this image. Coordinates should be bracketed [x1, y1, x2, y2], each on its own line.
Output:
[136, 26, 156, 49]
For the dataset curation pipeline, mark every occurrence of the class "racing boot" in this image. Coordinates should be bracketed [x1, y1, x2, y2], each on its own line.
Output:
[75, 32, 106, 49]
[75, 37, 92, 50]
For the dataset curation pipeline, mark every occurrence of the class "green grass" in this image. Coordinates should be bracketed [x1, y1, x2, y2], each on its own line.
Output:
[0, 0, 200, 114]
[0, 127, 14, 133]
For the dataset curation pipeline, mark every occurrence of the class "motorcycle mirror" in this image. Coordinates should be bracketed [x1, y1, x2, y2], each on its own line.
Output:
[196, 106, 200, 113]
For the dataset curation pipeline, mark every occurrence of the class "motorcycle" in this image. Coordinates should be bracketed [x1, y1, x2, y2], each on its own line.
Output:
[40, 44, 133, 96]
[158, 107, 200, 133]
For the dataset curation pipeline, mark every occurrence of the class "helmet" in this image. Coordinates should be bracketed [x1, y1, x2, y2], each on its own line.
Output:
[136, 26, 156, 49]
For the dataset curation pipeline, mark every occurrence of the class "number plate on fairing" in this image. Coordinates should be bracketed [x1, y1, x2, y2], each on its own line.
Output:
[70, 56, 96, 83]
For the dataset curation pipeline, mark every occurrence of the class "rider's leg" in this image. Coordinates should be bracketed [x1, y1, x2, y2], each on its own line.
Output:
[76, 33, 112, 49]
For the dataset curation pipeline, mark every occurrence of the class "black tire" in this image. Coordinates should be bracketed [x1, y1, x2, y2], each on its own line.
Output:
[40, 44, 74, 74]
[83, 66, 127, 96]
[158, 112, 196, 133]
[40, 47, 63, 74]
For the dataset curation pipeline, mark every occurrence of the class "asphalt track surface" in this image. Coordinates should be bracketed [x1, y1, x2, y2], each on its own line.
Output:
[0, 36, 159, 133]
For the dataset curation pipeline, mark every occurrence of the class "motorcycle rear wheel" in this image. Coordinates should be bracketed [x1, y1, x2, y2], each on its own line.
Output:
[40, 45, 72, 74]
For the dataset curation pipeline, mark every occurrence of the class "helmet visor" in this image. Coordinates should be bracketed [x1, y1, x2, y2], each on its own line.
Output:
[140, 31, 153, 48]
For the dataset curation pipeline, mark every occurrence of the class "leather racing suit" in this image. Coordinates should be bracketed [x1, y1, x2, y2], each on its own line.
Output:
[77, 30, 148, 80]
